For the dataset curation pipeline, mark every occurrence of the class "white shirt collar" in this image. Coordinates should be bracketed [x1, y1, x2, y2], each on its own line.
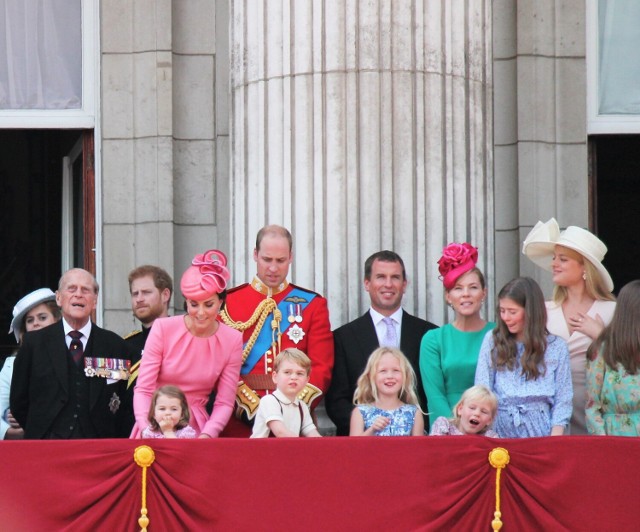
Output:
[273, 388, 300, 406]
[369, 307, 404, 326]
[62, 318, 92, 339]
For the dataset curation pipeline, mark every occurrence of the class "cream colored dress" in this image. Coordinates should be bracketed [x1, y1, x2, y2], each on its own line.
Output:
[545, 300, 616, 435]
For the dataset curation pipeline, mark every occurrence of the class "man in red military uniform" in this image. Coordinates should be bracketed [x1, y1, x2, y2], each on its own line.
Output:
[219, 225, 334, 436]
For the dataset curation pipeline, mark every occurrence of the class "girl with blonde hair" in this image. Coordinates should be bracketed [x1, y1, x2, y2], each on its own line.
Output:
[350, 347, 423, 436]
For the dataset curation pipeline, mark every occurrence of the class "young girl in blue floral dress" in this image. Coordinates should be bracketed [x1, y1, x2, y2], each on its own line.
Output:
[350, 347, 424, 436]
[475, 277, 573, 438]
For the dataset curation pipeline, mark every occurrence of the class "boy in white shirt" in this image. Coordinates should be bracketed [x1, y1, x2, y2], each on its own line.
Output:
[251, 349, 322, 438]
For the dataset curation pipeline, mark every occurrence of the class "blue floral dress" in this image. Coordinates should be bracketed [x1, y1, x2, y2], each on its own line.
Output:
[474, 333, 573, 438]
[586, 353, 640, 436]
[357, 404, 418, 436]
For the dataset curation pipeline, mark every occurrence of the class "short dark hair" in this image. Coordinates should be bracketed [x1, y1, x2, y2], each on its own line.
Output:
[364, 251, 406, 281]
[255, 225, 293, 252]
[128, 265, 173, 296]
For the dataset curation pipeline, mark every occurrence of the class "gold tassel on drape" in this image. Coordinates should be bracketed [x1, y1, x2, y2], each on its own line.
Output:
[134, 445, 155, 531]
[488, 447, 510, 531]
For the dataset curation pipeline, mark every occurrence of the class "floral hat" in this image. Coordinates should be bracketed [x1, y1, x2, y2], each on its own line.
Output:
[180, 250, 231, 300]
[522, 218, 613, 292]
[438, 243, 479, 290]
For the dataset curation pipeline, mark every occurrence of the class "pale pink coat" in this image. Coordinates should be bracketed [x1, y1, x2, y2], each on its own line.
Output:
[132, 316, 243, 438]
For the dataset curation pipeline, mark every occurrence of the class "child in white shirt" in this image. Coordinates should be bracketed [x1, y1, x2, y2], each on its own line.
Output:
[251, 348, 321, 438]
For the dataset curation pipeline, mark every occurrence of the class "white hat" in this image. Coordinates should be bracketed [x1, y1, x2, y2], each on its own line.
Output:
[9, 288, 57, 343]
[522, 218, 613, 293]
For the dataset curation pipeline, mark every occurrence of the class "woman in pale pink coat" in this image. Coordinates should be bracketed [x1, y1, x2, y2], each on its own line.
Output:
[132, 250, 243, 438]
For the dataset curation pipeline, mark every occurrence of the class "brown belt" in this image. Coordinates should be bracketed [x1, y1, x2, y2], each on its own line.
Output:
[242, 373, 276, 391]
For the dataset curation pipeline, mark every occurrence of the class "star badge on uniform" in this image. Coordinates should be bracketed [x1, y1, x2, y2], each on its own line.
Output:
[287, 324, 305, 344]
[109, 392, 121, 414]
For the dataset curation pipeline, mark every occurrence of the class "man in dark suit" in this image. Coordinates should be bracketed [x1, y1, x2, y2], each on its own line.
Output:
[121, 265, 173, 433]
[124, 265, 173, 366]
[325, 251, 438, 435]
[11, 268, 133, 439]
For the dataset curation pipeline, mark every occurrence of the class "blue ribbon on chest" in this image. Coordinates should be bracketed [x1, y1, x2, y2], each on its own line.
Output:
[241, 287, 316, 374]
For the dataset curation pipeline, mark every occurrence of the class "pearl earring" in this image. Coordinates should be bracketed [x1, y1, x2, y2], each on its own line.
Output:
[582, 272, 587, 280]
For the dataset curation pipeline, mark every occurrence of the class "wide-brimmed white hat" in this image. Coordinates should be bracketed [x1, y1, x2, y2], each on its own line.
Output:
[8, 288, 57, 342]
[522, 218, 613, 292]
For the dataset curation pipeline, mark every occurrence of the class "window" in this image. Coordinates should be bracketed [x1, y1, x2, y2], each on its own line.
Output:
[0, 0, 95, 128]
[587, 0, 640, 133]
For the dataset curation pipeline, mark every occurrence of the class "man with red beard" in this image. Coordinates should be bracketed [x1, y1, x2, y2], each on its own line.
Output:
[125, 265, 173, 367]
[122, 265, 173, 432]
[220, 225, 334, 436]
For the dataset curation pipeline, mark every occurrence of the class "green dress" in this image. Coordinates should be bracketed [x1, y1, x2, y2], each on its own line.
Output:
[419, 322, 495, 431]
[586, 354, 640, 436]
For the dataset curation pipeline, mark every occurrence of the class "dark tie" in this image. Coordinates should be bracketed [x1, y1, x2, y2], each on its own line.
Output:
[68, 330, 84, 367]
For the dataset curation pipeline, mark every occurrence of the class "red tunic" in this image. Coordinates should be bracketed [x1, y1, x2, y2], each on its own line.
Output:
[220, 279, 334, 437]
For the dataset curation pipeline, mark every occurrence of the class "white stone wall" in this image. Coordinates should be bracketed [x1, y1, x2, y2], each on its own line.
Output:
[230, 0, 494, 328]
[493, 0, 588, 297]
[97, 0, 592, 333]
[100, 0, 229, 333]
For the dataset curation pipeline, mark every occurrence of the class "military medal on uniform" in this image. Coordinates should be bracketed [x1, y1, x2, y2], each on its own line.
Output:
[287, 303, 305, 344]
[84, 357, 131, 380]
[287, 303, 303, 323]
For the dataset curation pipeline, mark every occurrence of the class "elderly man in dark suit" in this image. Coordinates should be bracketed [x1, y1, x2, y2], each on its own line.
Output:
[325, 251, 438, 435]
[11, 268, 133, 439]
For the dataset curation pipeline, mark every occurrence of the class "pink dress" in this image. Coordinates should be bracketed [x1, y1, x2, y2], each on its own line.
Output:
[142, 425, 197, 439]
[131, 316, 243, 438]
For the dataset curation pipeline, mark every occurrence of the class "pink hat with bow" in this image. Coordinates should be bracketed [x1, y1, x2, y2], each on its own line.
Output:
[180, 249, 231, 300]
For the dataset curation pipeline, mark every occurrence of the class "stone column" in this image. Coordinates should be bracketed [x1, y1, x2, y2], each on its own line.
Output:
[101, 0, 175, 332]
[493, 0, 520, 292]
[230, 0, 493, 327]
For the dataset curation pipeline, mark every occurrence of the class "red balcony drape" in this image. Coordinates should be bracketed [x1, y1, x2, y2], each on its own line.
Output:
[1, 436, 637, 531]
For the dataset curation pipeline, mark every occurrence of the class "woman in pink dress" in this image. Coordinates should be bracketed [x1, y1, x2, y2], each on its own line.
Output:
[132, 250, 243, 438]
[522, 219, 616, 434]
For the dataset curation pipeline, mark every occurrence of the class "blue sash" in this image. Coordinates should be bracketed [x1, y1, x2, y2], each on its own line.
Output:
[241, 287, 316, 374]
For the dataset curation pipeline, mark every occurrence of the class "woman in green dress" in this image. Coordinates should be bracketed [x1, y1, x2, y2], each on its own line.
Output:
[586, 280, 640, 436]
[420, 243, 494, 432]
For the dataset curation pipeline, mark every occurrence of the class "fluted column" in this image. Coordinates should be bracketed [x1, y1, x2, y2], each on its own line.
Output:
[230, 0, 493, 327]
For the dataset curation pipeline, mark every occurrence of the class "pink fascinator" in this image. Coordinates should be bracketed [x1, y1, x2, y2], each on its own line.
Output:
[180, 249, 231, 300]
[437, 242, 478, 290]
